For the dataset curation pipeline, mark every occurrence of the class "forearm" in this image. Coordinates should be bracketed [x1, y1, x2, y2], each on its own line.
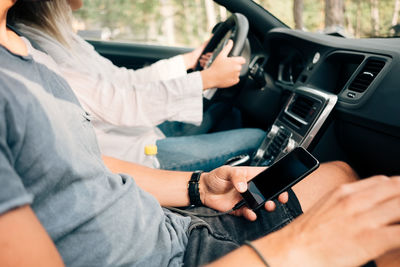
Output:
[71, 71, 203, 127]
[206, 229, 295, 267]
[207, 234, 282, 267]
[103, 155, 192, 207]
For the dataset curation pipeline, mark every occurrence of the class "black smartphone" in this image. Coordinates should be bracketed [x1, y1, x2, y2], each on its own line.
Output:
[241, 147, 319, 210]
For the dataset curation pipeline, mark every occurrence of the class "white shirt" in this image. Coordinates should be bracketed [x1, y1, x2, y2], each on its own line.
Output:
[17, 23, 204, 167]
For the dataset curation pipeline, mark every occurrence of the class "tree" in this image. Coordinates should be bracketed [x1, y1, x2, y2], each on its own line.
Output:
[392, 0, 400, 26]
[204, 0, 217, 32]
[370, 0, 380, 36]
[293, 0, 304, 30]
[355, 0, 362, 37]
[325, 0, 344, 32]
[160, 0, 175, 45]
[219, 5, 228, 21]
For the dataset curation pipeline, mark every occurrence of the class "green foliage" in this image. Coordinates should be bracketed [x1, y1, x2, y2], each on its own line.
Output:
[255, 0, 399, 37]
[73, 0, 399, 48]
[74, 0, 226, 46]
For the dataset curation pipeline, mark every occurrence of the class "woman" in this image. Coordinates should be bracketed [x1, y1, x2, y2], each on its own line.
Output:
[8, 0, 266, 171]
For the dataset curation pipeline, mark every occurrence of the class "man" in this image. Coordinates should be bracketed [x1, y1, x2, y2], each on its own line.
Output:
[0, 1, 399, 266]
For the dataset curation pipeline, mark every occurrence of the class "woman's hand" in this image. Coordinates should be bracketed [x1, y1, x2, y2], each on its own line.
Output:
[183, 38, 245, 90]
[183, 38, 210, 70]
[200, 40, 245, 90]
[199, 165, 289, 221]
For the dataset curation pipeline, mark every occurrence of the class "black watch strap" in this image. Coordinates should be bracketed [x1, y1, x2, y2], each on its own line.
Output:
[188, 171, 203, 206]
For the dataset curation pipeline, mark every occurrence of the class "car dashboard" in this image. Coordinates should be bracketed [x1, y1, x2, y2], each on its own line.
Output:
[239, 27, 400, 176]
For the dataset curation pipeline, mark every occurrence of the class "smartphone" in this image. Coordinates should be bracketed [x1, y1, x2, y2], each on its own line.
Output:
[241, 147, 319, 210]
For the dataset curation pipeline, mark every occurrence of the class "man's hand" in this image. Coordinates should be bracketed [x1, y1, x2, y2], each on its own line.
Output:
[208, 175, 400, 267]
[256, 175, 400, 267]
[200, 40, 246, 90]
[200, 165, 289, 221]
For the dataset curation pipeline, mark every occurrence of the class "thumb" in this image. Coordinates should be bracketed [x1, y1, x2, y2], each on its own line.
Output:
[219, 39, 234, 57]
[231, 176, 248, 193]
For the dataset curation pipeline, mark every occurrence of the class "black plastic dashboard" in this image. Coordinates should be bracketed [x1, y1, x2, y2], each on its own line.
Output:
[241, 27, 400, 176]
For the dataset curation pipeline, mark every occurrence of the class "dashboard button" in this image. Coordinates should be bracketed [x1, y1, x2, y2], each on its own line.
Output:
[347, 92, 356, 98]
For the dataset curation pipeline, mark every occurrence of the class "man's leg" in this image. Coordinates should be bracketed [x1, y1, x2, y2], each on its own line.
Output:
[179, 189, 302, 266]
[293, 161, 359, 212]
[156, 128, 265, 172]
[181, 161, 359, 265]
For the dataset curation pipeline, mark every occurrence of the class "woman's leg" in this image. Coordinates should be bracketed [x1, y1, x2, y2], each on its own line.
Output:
[156, 128, 265, 171]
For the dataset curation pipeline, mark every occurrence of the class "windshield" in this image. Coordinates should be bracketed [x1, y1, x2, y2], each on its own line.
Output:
[253, 0, 400, 38]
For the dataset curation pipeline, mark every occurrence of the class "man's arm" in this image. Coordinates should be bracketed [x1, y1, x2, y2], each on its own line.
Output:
[102, 155, 275, 221]
[207, 176, 400, 267]
[103, 155, 193, 207]
[0, 205, 64, 267]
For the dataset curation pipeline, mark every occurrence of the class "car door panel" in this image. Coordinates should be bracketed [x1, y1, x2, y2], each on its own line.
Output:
[88, 40, 192, 70]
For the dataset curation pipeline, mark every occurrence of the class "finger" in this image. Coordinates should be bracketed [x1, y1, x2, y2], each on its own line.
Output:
[242, 207, 257, 221]
[309, 176, 396, 220]
[201, 52, 213, 59]
[232, 177, 248, 193]
[228, 167, 250, 193]
[230, 56, 246, 65]
[199, 59, 208, 68]
[200, 53, 212, 60]
[219, 39, 234, 57]
[358, 195, 400, 227]
[336, 175, 390, 197]
[277, 192, 289, 204]
[264, 200, 276, 211]
[339, 176, 400, 214]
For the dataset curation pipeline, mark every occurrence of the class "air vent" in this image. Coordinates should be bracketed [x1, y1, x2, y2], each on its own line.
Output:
[288, 95, 316, 121]
[283, 95, 321, 128]
[348, 59, 385, 93]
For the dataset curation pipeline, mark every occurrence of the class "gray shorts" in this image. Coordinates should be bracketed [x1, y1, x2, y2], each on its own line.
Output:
[180, 188, 302, 266]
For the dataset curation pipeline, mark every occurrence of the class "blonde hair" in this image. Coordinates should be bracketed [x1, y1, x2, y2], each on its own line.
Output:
[8, 0, 73, 46]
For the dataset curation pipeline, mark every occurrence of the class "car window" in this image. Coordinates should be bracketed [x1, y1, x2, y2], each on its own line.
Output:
[253, 0, 400, 38]
[73, 0, 230, 47]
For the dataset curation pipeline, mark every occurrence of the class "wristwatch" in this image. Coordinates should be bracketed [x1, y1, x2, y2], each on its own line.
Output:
[188, 170, 203, 206]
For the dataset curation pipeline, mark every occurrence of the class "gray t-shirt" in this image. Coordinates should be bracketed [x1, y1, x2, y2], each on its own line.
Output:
[0, 39, 190, 266]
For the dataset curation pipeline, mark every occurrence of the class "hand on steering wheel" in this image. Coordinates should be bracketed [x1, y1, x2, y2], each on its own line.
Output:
[195, 13, 251, 94]
[200, 40, 246, 89]
[195, 13, 250, 76]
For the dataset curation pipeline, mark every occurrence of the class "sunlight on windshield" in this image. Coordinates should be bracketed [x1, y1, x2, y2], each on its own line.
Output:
[253, 0, 400, 38]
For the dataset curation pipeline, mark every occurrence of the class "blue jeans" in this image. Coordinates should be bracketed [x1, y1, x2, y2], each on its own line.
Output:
[158, 102, 242, 137]
[156, 128, 265, 171]
[170, 188, 303, 266]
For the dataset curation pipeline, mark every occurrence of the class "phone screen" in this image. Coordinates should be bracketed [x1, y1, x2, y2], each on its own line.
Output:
[241, 147, 319, 210]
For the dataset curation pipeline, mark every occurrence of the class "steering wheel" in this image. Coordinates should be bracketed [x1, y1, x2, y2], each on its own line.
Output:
[194, 13, 250, 78]
[190, 13, 250, 134]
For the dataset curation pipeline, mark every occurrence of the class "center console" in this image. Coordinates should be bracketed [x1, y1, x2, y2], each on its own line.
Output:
[251, 86, 337, 166]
